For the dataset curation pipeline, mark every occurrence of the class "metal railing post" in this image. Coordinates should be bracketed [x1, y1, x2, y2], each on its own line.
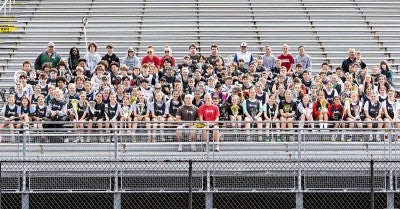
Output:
[188, 160, 193, 209]
[114, 128, 118, 159]
[113, 163, 121, 209]
[296, 127, 304, 209]
[22, 122, 27, 160]
[370, 160, 374, 209]
[206, 123, 210, 158]
[0, 161, 2, 209]
[205, 124, 213, 209]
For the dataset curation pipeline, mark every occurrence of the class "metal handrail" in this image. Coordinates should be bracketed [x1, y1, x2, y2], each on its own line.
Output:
[0, 0, 15, 17]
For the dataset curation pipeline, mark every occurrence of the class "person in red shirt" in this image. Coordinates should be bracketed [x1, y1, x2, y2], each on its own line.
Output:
[159, 45, 176, 67]
[277, 44, 294, 76]
[328, 96, 346, 141]
[198, 94, 221, 151]
[141, 45, 160, 69]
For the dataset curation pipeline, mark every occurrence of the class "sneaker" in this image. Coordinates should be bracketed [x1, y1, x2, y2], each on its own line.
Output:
[376, 135, 381, 142]
[289, 135, 294, 142]
[131, 136, 136, 143]
[275, 135, 282, 142]
[258, 136, 263, 142]
[64, 138, 69, 143]
[359, 134, 363, 142]
[177, 144, 183, 152]
[331, 135, 336, 141]
[265, 136, 271, 142]
[214, 145, 220, 152]
[341, 135, 345, 142]
[160, 136, 166, 142]
[191, 144, 196, 152]
[246, 135, 251, 141]
[347, 136, 352, 142]
[10, 136, 16, 143]
[85, 137, 90, 143]
[368, 135, 373, 142]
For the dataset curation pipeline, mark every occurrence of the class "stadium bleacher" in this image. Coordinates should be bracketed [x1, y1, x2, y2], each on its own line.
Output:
[0, 0, 400, 156]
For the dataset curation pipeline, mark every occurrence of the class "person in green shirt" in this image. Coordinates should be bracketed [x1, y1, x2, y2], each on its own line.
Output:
[34, 42, 62, 70]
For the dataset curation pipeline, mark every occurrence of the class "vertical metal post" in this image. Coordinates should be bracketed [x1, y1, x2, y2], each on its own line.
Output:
[114, 129, 118, 159]
[21, 162, 29, 209]
[113, 169, 121, 209]
[205, 123, 213, 209]
[387, 169, 395, 209]
[206, 123, 210, 158]
[387, 127, 395, 209]
[23, 123, 27, 160]
[21, 124, 30, 209]
[370, 160, 374, 209]
[0, 161, 2, 209]
[297, 124, 302, 160]
[188, 160, 193, 209]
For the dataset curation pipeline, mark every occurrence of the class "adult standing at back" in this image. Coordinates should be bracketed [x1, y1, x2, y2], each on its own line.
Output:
[277, 43, 294, 75]
[207, 43, 225, 67]
[34, 42, 61, 70]
[141, 45, 160, 69]
[159, 45, 176, 67]
[102, 43, 120, 71]
[341, 48, 366, 73]
[262, 45, 276, 70]
[120, 47, 141, 71]
[233, 41, 254, 69]
[294, 45, 312, 71]
[84, 42, 102, 76]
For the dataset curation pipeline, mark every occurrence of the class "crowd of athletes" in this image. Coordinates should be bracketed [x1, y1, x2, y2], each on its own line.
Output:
[1, 41, 399, 146]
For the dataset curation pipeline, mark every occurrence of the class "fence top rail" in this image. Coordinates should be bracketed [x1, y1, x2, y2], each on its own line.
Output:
[0, 159, 399, 163]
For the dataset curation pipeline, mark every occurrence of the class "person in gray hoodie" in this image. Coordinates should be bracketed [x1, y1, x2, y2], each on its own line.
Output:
[121, 48, 140, 72]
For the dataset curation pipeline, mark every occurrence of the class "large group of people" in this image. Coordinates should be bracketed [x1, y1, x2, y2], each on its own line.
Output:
[1, 41, 400, 149]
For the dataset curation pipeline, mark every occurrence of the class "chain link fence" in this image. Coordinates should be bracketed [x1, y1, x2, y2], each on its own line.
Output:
[1, 160, 400, 209]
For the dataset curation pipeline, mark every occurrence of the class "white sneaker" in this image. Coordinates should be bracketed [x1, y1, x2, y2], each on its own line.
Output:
[214, 145, 220, 152]
[191, 144, 196, 152]
[368, 135, 373, 142]
[246, 136, 251, 141]
[376, 135, 381, 142]
[341, 135, 345, 142]
[177, 144, 183, 152]
[64, 138, 69, 143]
[258, 136, 263, 141]
[347, 136, 352, 142]
[331, 135, 336, 141]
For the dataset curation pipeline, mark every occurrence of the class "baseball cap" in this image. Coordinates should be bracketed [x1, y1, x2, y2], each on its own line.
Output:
[240, 42, 247, 47]
[48, 42, 55, 47]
